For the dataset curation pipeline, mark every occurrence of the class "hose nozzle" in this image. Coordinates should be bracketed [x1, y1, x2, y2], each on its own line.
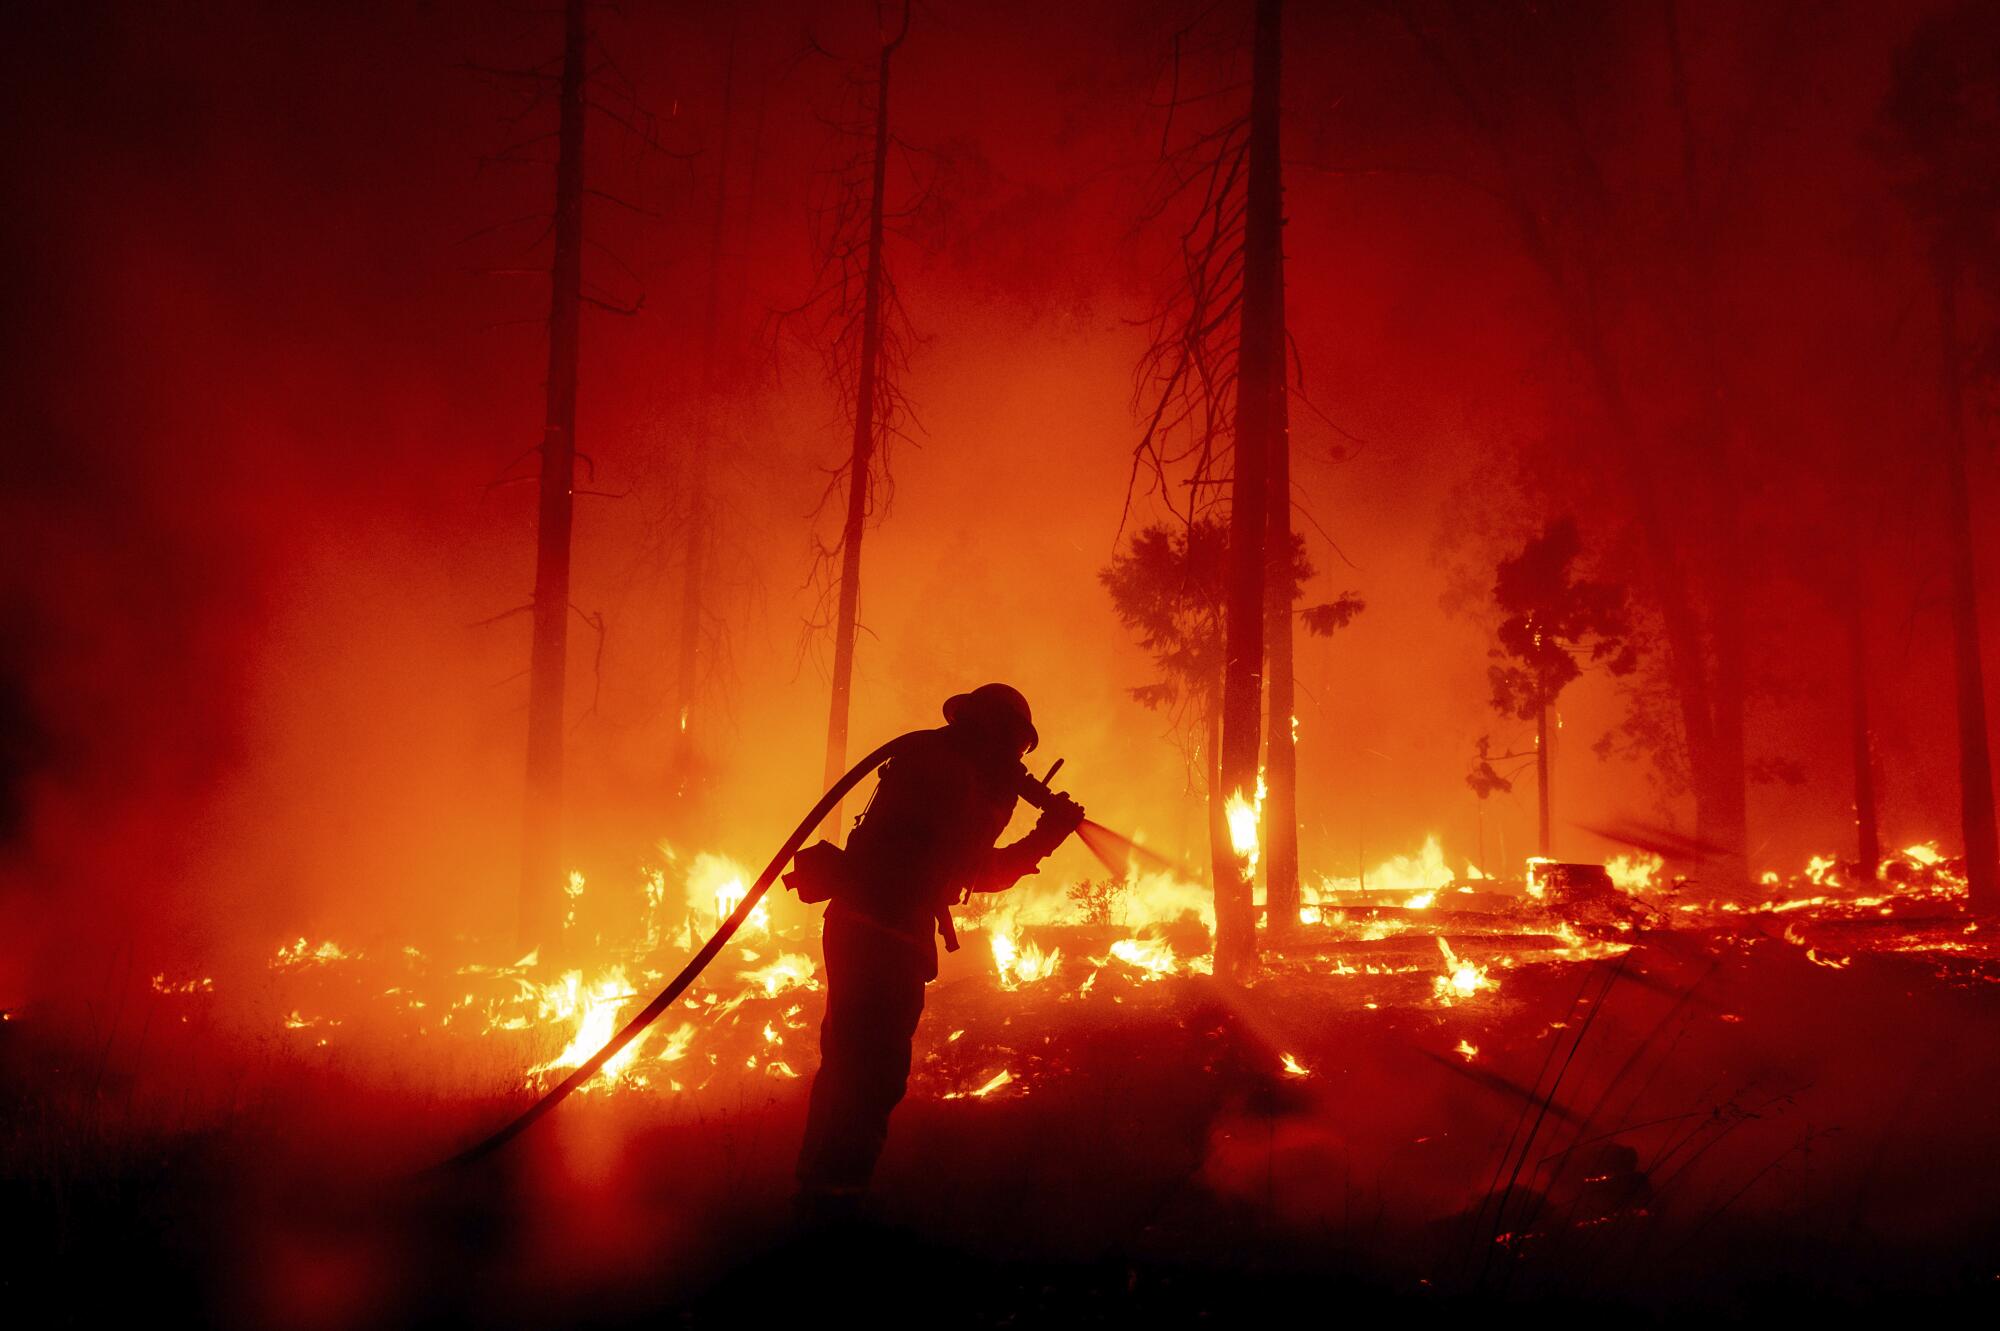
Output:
[1016, 757, 1065, 810]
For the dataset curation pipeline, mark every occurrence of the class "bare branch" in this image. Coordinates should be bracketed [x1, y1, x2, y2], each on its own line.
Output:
[471, 602, 535, 629]
[582, 291, 644, 316]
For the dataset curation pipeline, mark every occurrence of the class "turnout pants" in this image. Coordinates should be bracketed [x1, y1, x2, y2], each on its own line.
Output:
[795, 909, 934, 1195]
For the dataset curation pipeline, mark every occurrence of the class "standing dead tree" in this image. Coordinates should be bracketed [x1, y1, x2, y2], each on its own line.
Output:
[1127, 0, 1305, 973]
[521, 0, 590, 954]
[1845, 555, 1881, 879]
[784, 0, 920, 837]
[1239, 0, 1299, 941]
[1102, 519, 1360, 911]
[666, 27, 753, 809]
[467, 0, 664, 950]
[1878, 1, 2000, 915]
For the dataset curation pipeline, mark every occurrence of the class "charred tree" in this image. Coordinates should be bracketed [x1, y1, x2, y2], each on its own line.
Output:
[817, 4, 911, 832]
[669, 37, 738, 801]
[1101, 521, 1235, 890]
[1128, 0, 1327, 975]
[1880, 3, 2000, 913]
[1102, 519, 1358, 956]
[1846, 565, 1880, 879]
[1249, 0, 1302, 943]
[1936, 257, 1998, 911]
[1096, 511, 1360, 971]
[474, 0, 659, 947]
[520, 0, 588, 949]
[1206, 683, 1230, 903]
[1211, 0, 1288, 972]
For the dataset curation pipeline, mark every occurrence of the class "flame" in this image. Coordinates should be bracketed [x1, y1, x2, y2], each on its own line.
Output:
[740, 952, 817, 998]
[1307, 835, 1480, 903]
[655, 1020, 696, 1063]
[526, 967, 648, 1091]
[1605, 853, 1662, 892]
[271, 938, 351, 969]
[688, 852, 767, 936]
[1118, 868, 1216, 931]
[1432, 937, 1493, 1005]
[1225, 776, 1265, 875]
[200, 829, 1982, 1111]
[641, 866, 671, 948]
[1550, 920, 1631, 961]
[990, 916, 1062, 990]
[1368, 836, 1457, 892]
[1107, 935, 1178, 979]
[944, 1069, 1016, 1100]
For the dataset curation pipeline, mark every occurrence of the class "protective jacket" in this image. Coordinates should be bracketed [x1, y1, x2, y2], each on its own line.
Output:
[831, 725, 1060, 967]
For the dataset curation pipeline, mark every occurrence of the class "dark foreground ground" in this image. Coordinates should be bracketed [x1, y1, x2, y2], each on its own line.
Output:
[6, 910, 2000, 1328]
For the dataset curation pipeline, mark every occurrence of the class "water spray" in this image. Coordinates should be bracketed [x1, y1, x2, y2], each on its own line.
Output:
[1015, 755, 1183, 879]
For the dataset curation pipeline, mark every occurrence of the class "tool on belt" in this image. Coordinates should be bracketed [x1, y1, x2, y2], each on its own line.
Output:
[782, 757, 1077, 952]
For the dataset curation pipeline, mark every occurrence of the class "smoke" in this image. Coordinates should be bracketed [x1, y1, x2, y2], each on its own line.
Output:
[1, 0, 1990, 1023]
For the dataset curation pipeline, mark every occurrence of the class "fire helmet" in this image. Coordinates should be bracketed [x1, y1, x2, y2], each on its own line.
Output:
[942, 682, 1038, 753]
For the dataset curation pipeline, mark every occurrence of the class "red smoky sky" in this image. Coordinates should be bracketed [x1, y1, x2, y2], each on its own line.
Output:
[2, 0, 1992, 1003]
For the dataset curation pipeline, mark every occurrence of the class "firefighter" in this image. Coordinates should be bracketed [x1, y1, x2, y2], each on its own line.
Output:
[793, 683, 1085, 1216]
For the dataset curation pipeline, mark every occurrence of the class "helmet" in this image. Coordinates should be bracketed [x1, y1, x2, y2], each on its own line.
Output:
[942, 683, 1038, 753]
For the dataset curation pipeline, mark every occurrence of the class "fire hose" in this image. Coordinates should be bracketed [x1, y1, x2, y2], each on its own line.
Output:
[435, 730, 1150, 1171]
[436, 733, 918, 1169]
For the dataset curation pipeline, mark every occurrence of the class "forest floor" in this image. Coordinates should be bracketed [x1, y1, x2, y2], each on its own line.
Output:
[6, 876, 2000, 1328]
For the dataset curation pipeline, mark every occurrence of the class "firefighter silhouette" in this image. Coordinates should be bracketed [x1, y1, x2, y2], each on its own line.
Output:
[793, 684, 1084, 1213]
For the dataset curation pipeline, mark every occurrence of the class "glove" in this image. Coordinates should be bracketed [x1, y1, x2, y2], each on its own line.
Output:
[1024, 792, 1086, 859]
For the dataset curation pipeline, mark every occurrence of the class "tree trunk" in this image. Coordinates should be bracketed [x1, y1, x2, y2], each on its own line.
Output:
[821, 18, 902, 838]
[1414, 10, 1756, 895]
[1535, 702, 1550, 858]
[1257, 0, 1297, 940]
[1702, 557, 1752, 889]
[1581, 345, 1750, 891]
[519, 0, 587, 951]
[670, 35, 737, 802]
[1216, 0, 1282, 976]
[1938, 257, 2000, 914]
[1846, 566, 1880, 878]
[1205, 684, 1233, 926]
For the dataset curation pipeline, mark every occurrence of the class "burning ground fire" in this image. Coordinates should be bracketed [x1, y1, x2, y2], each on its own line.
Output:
[140, 836, 1991, 1106]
